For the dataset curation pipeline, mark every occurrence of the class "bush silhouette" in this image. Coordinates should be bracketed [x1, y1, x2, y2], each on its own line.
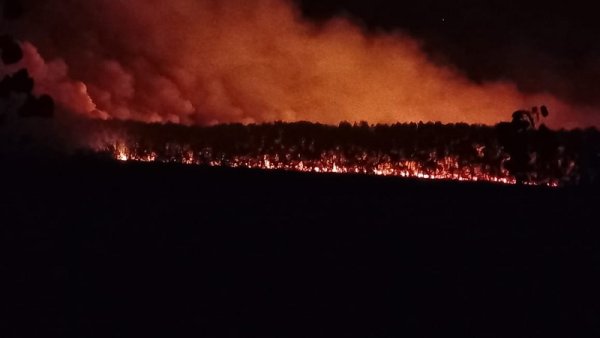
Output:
[0, 0, 54, 122]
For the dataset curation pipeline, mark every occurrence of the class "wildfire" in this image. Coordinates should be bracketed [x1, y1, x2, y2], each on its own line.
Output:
[108, 141, 558, 187]
[115, 144, 156, 162]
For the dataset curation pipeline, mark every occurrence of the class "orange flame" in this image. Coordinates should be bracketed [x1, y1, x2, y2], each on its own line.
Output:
[108, 141, 559, 187]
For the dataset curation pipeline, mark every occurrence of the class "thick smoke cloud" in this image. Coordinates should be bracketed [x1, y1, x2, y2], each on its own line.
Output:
[5, 0, 596, 128]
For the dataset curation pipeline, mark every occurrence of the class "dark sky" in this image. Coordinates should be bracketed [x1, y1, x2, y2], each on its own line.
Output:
[299, 0, 600, 107]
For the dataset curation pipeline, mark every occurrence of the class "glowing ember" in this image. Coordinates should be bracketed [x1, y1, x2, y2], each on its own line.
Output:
[106, 141, 558, 187]
[115, 146, 129, 162]
[81, 119, 599, 188]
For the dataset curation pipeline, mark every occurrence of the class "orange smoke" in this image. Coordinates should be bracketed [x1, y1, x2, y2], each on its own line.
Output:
[8, 0, 592, 127]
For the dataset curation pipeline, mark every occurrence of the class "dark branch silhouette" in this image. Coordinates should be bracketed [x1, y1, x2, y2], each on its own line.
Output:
[0, 0, 54, 123]
[83, 114, 598, 186]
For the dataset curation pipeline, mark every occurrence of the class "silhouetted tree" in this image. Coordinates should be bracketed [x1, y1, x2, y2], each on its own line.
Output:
[90, 114, 598, 185]
[19, 94, 54, 118]
[0, 0, 54, 124]
[498, 106, 551, 183]
[0, 35, 22, 64]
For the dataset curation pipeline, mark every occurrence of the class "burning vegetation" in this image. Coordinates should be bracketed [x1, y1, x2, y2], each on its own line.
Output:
[1, 28, 598, 188]
[83, 114, 600, 187]
[1, 1, 599, 187]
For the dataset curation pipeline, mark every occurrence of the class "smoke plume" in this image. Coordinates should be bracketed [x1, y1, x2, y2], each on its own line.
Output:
[4, 0, 597, 128]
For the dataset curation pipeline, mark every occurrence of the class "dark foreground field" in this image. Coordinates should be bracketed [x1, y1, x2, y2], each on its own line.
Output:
[2, 158, 599, 337]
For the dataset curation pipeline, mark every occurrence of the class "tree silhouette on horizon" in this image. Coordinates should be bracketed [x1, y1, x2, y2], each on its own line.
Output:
[0, 0, 54, 124]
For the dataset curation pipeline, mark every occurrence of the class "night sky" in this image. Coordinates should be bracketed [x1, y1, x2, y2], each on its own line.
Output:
[299, 0, 600, 106]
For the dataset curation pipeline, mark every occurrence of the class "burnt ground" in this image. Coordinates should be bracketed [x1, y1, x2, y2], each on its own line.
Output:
[1, 157, 599, 338]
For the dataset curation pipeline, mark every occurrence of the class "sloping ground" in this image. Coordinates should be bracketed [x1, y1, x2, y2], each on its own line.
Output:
[1, 158, 599, 337]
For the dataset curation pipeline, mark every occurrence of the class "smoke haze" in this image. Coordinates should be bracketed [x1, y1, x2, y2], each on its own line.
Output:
[4, 0, 597, 128]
